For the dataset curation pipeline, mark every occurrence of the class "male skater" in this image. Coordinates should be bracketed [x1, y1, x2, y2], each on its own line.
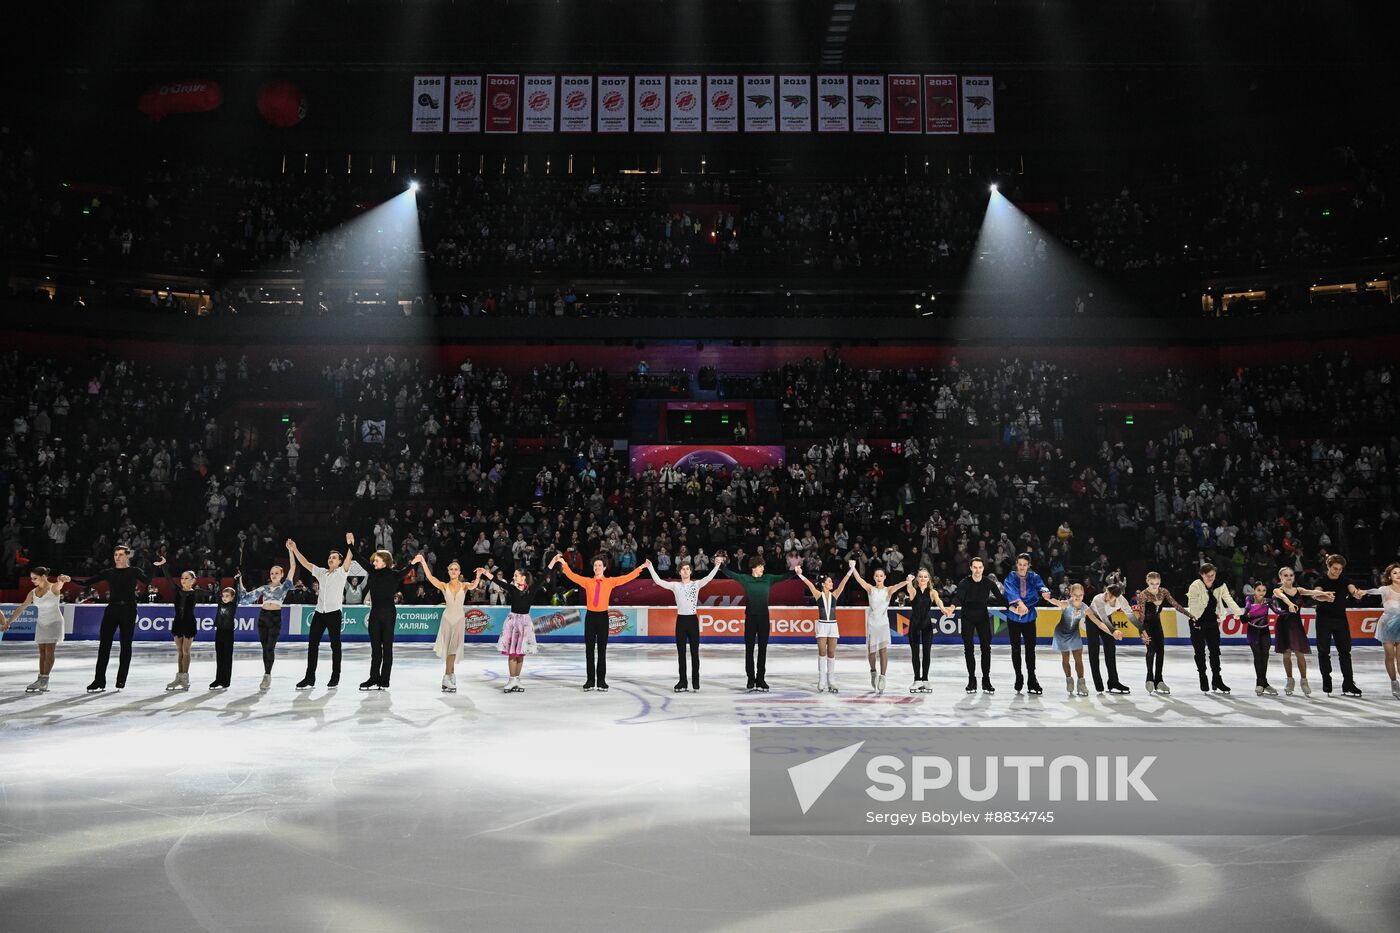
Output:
[77, 545, 152, 691]
[290, 532, 354, 689]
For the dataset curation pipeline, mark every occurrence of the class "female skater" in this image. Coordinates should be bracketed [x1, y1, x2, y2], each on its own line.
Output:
[1274, 566, 1326, 696]
[795, 564, 854, 693]
[1051, 583, 1120, 696]
[1, 566, 72, 692]
[1242, 582, 1278, 696]
[647, 556, 723, 692]
[847, 562, 914, 694]
[1350, 562, 1400, 699]
[209, 584, 238, 690]
[413, 554, 485, 693]
[482, 564, 557, 693]
[1133, 572, 1186, 695]
[237, 542, 298, 691]
[157, 556, 205, 692]
[903, 567, 949, 693]
[946, 557, 1026, 694]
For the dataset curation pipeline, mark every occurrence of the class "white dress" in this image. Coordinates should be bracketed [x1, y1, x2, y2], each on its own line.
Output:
[432, 585, 469, 661]
[33, 588, 64, 645]
[1363, 587, 1400, 644]
[865, 586, 892, 653]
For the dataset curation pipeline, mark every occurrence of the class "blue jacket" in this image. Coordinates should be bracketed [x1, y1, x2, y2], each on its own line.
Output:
[1003, 570, 1049, 623]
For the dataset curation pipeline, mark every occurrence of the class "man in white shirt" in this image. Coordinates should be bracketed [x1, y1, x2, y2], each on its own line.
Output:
[290, 533, 355, 689]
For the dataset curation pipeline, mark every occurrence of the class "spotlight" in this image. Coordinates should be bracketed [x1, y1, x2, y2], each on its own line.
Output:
[408, 180, 419, 192]
[989, 183, 998, 193]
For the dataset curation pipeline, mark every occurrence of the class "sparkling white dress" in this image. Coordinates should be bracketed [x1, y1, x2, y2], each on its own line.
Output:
[33, 588, 64, 645]
[865, 586, 892, 653]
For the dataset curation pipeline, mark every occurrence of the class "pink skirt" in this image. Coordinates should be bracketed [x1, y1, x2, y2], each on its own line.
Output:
[497, 612, 538, 657]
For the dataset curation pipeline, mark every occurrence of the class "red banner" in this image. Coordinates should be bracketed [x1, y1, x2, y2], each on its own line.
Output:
[886, 74, 921, 134]
[923, 74, 958, 134]
[138, 80, 224, 122]
[649, 606, 868, 638]
[484, 74, 519, 133]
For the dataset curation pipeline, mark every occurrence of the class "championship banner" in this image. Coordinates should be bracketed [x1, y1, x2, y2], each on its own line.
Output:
[816, 74, 850, 132]
[851, 74, 885, 132]
[559, 75, 593, 132]
[886, 74, 922, 134]
[742, 75, 776, 132]
[521, 75, 557, 133]
[411, 75, 445, 133]
[597, 75, 630, 133]
[448, 75, 482, 133]
[669, 75, 702, 132]
[778, 75, 812, 132]
[960, 74, 995, 133]
[923, 74, 958, 134]
[484, 74, 520, 133]
[706, 75, 739, 132]
[633, 75, 666, 132]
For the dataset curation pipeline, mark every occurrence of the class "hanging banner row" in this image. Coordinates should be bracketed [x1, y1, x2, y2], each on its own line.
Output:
[411, 73, 994, 135]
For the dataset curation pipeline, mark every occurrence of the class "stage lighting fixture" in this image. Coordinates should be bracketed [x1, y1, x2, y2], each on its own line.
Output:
[989, 183, 999, 192]
[409, 180, 419, 191]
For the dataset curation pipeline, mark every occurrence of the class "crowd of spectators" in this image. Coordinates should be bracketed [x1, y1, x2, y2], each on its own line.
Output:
[3, 134, 1395, 317]
[3, 343, 1396, 609]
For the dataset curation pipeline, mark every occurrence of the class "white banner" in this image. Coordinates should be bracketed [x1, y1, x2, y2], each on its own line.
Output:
[706, 75, 739, 132]
[447, 75, 481, 133]
[559, 75, 593, 133]
[961, 74, 995, 133]
[411, 75, 445, 133]
[743, 75, 776, 132]
[778, 74, 812, 132]
[633, 75, 666, 132]
[816, 74, 849, 132]
[851, 74, 885, 133]
[597, 75, 630, 133]
[522, 75, 557, 133]
[669, 75, 702, 133]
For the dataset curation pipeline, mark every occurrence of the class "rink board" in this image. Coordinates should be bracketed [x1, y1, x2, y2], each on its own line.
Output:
[0, 603, 1386, 645]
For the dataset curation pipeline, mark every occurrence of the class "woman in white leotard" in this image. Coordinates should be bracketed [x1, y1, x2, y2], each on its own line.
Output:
[847, 562, 913, 694]
[2, 566, 72, 693]
[412, 555, 484, 693]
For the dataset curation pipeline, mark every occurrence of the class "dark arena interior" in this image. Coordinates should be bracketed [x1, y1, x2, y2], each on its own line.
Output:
[2, 2, 1399, 931]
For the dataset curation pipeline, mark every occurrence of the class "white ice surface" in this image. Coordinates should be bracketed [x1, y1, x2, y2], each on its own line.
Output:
[1, 642, 1398, 933]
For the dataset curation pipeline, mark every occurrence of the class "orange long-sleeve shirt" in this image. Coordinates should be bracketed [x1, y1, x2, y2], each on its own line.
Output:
[558, 564, 644, 611]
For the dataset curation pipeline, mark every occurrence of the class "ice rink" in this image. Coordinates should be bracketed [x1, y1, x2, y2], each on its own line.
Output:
[2, 641, 1398, 933]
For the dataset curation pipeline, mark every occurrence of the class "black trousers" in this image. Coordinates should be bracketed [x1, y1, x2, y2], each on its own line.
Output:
[961, 614, 992, 678]
[94, 603, 137, 685]
[1249, 634, 1271, 686]
[1007, 618, 1038, 682]
[305, 610, 343, 677]
[257, 609, 281, 673]
[745, 611, 771, 683]
[213, 626, 235, 685]
[675, 614, 700, 686]
[1315, 617, 1355, 688]
[1143, 618, 1166, 682]
[1085, 623, 1121, 691]
[368, 606, 397, 685]
[584, 609, 610, 685]
[909, 622, 934, 679]
[1190, 620, 1223, 677]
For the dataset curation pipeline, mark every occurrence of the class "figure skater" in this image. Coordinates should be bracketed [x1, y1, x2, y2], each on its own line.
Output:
[795, 564, 854, 693]
[236, 542, 298, 691]
[1051, 583, 1120, 696]
[945, 557, 1025, 694]
[1087, 579, 1138, 694]
[75, 545, 152, 692]
[157, 555, 206, 692]
[646, 556, 723, 692]
[413, 554, 485, 693]
[902, 567, 948, 693]
[551, 554, 645, 692]
[482, 565, 557, 693]
[1243, 581, 1278, 696]
[1, 566, 71, 693]
[847, 562, 914, 694]
[1133, 571, 1186, 695]
[719, 556, 796, 692]
[1350, 562, 1400, 699]
[1274, 566, 1328, 696]
[1185, 563, 1245, 694]
[1003, 553, 1051, 695]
